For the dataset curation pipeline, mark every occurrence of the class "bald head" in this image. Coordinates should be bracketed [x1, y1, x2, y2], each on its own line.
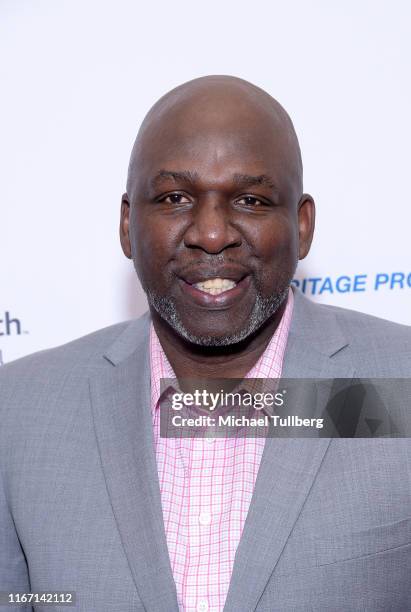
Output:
[126, 75, 303, 203]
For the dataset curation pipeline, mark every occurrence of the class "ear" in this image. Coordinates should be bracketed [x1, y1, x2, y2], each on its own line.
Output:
[119, 193, 133, 259]
[297, 194, 315, 260]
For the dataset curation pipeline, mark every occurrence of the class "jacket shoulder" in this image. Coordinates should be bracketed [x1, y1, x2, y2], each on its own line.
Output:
[0, 313, 150, 386]
[312, 300, 411, 376]
[292, 289, 411, 375]
[318, 301, 411, 349]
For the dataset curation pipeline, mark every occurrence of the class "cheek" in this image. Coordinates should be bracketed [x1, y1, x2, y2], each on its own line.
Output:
[251, 218, 299, 287]
[131, 212, 178, 286]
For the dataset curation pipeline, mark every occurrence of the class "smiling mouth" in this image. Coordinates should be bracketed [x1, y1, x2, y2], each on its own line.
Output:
[192, 278, 237, 295]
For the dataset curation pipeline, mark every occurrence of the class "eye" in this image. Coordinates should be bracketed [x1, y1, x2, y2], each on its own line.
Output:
[158, 192, 191, 205]
[235, 195, 267, 207]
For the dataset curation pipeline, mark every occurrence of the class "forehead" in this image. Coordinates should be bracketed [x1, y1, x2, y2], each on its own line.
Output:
[135, 117, 293, 194]
[127, 84, 303, 202]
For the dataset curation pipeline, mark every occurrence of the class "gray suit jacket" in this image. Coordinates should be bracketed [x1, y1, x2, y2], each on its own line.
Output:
[1, 288, 410, 611]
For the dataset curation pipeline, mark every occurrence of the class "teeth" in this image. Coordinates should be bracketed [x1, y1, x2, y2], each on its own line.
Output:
[193, 277, 237, 295]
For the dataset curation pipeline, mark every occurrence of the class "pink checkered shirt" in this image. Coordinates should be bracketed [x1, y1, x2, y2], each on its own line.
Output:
[150, 289, 294, 612]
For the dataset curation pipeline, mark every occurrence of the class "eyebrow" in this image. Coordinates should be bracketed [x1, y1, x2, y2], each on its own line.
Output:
[232, 173, 278, 191]
[151, 169, 199, 188]
[151, 169, 279, 192]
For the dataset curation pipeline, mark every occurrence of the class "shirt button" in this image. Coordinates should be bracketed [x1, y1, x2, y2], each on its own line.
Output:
[196, 600, 209, 612]
[206, 436, 216, 443]
[198, 512, 212, 525]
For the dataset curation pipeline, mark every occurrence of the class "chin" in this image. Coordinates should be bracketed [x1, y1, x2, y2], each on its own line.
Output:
[148, 285, 289, 347]
[180, 331, 251, 348]
[172, 315, 269, 348]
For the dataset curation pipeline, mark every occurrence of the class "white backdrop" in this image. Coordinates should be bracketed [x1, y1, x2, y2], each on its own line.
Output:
[1, 0, 410, 364]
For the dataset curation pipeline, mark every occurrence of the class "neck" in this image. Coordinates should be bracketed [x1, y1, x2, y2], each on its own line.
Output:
[151, 301, 287, 379]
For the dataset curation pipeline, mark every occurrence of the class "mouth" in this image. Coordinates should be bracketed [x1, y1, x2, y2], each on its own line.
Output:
[192, 277, 237, 295]
[177, 274, 251, 309]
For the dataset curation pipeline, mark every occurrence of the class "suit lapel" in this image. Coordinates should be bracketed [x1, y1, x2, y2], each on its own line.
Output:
[223, 290, 355, 612]
[89, 316, 179, 612]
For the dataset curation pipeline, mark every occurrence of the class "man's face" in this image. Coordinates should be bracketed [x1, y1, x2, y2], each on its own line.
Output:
[121, 107, 314, 346]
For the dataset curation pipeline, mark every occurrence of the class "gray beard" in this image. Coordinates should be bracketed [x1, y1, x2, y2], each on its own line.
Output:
[146, 285, 290, 347]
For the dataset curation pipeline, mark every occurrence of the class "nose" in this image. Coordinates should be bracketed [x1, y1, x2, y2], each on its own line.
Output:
[183, 195, 242, 254]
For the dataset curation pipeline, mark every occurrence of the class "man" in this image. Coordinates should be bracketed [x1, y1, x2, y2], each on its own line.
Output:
[0, 76, 410, 612]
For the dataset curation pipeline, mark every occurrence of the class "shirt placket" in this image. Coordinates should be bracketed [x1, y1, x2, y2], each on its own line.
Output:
[183, 437, 222, 612]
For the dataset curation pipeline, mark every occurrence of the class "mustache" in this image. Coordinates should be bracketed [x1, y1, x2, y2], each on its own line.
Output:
[174, 256, 253, 285]
[175, 254, 251, 272]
